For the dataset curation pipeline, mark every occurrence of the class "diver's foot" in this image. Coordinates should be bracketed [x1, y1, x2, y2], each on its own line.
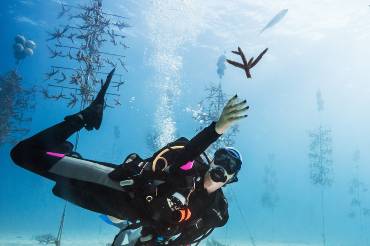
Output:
[64, 99, 104, 131]
[64, 68, 115, 131]
[79, 103, 104, 131]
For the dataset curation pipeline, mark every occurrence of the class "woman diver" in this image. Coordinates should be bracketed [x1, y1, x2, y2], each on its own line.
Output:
[10, 68, 249, 245]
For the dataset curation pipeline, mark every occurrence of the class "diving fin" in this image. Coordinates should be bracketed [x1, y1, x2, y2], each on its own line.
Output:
[64, 68, 115, 131]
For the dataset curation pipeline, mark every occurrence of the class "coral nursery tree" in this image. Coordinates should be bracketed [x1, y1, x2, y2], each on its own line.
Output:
[348, 150, 370, 245]
[308, 90, 334, 246]
[261, 153, 279, 238]
[186, 54, 239, 154]
[0, 34, 36, 145]
[43, 0, 128, 109]
[42, 0, 129, 151]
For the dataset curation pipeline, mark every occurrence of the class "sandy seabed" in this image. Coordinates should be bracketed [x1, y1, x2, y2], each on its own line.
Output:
[0, 235, 320, 246]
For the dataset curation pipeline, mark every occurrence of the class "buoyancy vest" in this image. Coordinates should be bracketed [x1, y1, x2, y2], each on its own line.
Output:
[150, 137, 211, 174]
[108, 137, 210, 224]
[108, 138, 229, 243]
[109, 137, 210, 184]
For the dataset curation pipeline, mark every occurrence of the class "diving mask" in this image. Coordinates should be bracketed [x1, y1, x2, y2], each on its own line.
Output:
[209, 147, 242, 184]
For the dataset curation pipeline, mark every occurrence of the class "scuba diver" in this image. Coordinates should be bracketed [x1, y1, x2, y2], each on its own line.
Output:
[10, 68, 249, 245]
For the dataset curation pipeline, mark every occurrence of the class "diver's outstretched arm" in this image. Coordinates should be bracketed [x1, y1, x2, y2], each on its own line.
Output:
[215, 94, 249, 134]
[169, 121, 221, 169]
[170, 95, 249, 168]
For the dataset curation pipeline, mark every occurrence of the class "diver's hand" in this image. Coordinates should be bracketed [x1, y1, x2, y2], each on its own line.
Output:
[215, 95, 249, 134]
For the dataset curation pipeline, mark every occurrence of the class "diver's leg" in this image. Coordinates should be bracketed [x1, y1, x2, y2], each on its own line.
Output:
[10, 68, 116, 178]
[10, 117, 84, 178]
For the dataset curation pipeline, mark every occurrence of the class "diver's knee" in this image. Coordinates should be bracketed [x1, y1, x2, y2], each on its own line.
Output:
[10, 141, 30, 166]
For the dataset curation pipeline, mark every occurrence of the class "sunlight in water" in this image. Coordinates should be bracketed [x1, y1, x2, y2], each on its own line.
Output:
[145, 0, 206, 147]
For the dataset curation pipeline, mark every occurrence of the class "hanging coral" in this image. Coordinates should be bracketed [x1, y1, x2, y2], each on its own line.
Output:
[43, 0, 128, 109]
[0, 71, 35, 145]
[186, 82, 239, 154]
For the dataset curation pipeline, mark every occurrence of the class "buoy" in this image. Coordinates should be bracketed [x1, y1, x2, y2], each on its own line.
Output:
[25, 40, 37, 49]
[24, 47, 34, 56]
[15, 35, 26, 45]
[14, 43, 24, 53]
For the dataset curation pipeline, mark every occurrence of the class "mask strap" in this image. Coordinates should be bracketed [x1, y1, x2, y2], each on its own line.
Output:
[226, 175, 238, 184]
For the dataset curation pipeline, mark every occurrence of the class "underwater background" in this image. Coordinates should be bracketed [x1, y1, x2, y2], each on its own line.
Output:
[1, 0, 370, 245]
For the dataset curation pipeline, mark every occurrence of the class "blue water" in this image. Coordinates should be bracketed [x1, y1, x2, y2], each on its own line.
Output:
[1, 0, 370, 245]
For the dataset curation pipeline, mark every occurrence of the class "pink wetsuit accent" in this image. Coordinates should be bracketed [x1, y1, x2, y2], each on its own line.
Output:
[180, 160, 194, 171]
[46, 152, 65, 158]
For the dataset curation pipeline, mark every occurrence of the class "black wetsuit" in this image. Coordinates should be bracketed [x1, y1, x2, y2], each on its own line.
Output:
[10, 117, 228, 243]
[10, 117, 137, 220]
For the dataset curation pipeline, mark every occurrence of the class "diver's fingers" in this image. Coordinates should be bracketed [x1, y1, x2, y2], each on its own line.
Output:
[225, 95, 238, 109]
[225, 100, 247, 116]
[233, 99, 247, 108]
[226, 109, 249, 121]
[229, 115, 248, 122]
[227, 100, 247, 112]
[226, 105, 249, 118]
